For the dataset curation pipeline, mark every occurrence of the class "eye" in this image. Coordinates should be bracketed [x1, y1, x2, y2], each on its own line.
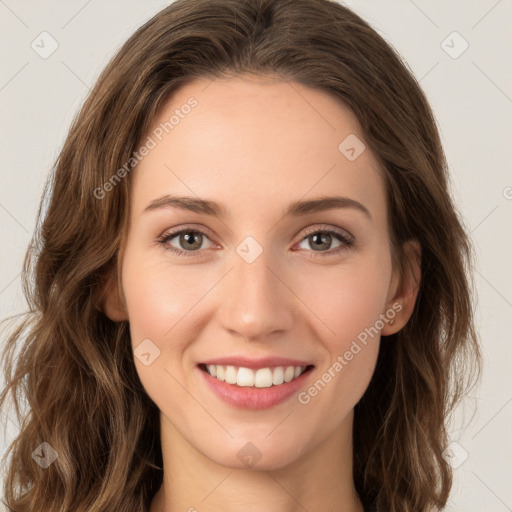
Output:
[295, 227, 354, 257]
[158, 225, 355, 259]
[158, 227, 214, 257]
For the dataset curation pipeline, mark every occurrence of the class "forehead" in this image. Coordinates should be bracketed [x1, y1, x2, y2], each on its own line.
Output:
[131, 75, 386, 219]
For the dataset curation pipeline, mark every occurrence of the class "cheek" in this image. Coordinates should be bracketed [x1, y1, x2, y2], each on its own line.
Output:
[298, 256, 392, 346]
[121, 249, 213, 344]
[293, 255, 391, 407]
[120, 255, 212, 412]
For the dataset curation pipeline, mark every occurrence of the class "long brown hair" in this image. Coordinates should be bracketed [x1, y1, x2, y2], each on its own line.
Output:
[0, 0, 481, 510]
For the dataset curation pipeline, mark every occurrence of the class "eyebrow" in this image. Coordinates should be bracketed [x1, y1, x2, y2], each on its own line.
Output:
[143, 194, 372, 220]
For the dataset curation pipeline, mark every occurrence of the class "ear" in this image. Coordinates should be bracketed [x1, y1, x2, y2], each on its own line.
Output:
[101, 268, 129, 322]
[381, 240, 421, 336]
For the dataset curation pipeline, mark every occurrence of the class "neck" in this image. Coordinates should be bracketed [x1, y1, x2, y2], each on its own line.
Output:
[150, 410, 364, 512]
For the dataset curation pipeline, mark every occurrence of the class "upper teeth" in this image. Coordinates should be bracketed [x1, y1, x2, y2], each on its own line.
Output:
[206, 365, 307, 388]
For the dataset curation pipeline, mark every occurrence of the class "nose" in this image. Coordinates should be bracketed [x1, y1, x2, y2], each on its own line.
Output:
[217, 246, 295, 341]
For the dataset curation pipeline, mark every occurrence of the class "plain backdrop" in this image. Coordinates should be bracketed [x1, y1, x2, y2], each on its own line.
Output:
[0, 1, 511, 510]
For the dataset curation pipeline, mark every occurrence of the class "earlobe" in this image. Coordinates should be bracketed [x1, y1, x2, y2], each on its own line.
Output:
[381, 240, 421, 336]
[100, 269, 129, 322]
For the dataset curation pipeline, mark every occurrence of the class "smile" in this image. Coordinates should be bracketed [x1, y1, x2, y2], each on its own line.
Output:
[199, 363, 314, 388]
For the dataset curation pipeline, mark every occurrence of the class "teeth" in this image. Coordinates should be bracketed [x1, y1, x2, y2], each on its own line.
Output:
[284, 366, 295, 382]
[204, 364, 308, 387]
[225, 365, 237, 384]
[272, 366, 284, 385]
[254, 368, 273, 388]
[237, 367, 255, 387]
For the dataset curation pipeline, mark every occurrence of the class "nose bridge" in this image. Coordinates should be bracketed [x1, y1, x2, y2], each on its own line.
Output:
[217, 239, 294, 340]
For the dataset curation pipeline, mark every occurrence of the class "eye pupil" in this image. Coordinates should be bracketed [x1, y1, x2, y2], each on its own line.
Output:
[310, 233, 331, 251]
[181, 231, 202, 250]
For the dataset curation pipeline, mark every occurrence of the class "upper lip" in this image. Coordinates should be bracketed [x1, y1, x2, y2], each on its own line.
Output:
[200, 356, 314, 370]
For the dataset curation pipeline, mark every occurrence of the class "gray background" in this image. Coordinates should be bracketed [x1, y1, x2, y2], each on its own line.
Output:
[1, 1, 511, 510]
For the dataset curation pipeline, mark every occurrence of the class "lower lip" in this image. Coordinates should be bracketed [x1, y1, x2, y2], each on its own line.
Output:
[198, 366, 314, 410]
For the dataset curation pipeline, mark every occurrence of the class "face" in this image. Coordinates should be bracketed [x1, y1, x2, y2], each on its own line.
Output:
[110, 75, 405, 470]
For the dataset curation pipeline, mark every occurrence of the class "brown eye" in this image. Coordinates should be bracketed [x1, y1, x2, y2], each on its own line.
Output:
[297, 229, 353, 255]
[305, 232, 338, 251]
[177, 231, 204, 251]
[159, 228, 214, 256]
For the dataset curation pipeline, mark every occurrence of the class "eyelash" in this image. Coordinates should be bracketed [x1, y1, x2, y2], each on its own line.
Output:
[157, 225, 355, 259]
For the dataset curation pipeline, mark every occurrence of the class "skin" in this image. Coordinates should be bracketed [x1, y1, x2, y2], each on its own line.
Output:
[104, 74, 420, 512]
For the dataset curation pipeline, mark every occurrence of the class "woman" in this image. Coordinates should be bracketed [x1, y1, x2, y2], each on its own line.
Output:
[0, 0, 481, 510]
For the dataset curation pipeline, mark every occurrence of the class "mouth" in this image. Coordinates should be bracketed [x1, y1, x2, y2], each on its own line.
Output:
[198, 363, 315, 388]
